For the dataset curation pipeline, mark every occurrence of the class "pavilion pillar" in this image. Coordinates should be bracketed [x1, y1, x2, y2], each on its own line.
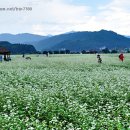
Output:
[4, 54, 6, 61]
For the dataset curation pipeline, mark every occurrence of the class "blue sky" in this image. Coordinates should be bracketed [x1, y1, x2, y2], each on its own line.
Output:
[67, 0, 112, 15]
[0, 0, 130, 35]
[68, 0, 111, 7]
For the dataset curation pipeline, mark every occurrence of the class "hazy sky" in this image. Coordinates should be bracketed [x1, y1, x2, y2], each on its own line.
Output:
[0, 0, 130, 35]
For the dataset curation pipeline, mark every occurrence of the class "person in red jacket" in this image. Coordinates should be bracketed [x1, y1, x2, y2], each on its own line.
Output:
[119, 53, 124, 62]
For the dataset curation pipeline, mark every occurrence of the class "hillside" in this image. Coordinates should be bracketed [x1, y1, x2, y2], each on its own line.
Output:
[125, 36, 130, 38]
[0, 33, 48, 44]
[0, 41, 37, 54]
[36, 30, 130, 51]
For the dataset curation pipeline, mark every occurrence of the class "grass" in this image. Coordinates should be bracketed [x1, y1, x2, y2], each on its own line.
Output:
[0, 54, 130, 130]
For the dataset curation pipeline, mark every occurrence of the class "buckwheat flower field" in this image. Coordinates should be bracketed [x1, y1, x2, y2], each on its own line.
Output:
[0, 54, 130, 130]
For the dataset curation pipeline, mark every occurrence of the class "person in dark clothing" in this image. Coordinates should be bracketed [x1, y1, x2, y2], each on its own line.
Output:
[97, 54, 102, 63]
[22, 54, 25, 58]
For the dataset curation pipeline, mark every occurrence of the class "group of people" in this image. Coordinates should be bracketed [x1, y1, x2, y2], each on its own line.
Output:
[0, 53, 125, 63]
[0, 55, 11, 62]
[22, 54, 31, 60]
[97, 53, 125, 63]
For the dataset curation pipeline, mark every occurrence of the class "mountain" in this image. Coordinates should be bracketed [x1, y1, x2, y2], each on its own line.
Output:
[0, 33, 49, 44]
[0, 41, 36, 54]
[36, 30, 130, 51]
[63, 31, 76, 34]
[125, 36, 130, 38]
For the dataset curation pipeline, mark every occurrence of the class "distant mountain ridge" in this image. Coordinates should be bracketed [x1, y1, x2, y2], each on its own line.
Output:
[0, 41, 36, 54]
[1, 30, 130, 52]
[36, 30, 130, 51]
[0, 33, 48, 44]
[125, 36, 130, 38]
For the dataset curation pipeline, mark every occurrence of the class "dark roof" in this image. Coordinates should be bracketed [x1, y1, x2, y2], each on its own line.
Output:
[0, 46, 10, 54]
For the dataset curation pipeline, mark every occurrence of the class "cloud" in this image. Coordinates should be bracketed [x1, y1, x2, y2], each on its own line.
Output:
[31, 0, 91, 35]
[0, 0, 130, 35]
[69, 0, 130, 35]
[98, 0, 130, 35]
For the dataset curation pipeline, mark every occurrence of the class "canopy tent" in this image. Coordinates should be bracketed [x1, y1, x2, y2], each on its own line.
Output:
[0, 47, 11, 61]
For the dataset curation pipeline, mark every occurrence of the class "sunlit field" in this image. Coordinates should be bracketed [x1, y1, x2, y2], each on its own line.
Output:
[0, 54, 130, 130]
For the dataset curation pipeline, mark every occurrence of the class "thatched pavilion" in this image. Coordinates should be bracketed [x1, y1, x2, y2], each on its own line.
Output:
[0, 47, 11, 61]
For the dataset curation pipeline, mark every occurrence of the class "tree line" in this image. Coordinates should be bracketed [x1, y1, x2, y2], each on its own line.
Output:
[42, 48, 130, 55]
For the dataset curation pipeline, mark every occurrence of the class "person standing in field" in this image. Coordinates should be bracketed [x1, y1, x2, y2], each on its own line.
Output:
[22, 53, 25, 58]
[97, 54, 102, 63]
[46, 52, 49, 57]
[0, 55, 2, 62]
[119, 53, 124, 62]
